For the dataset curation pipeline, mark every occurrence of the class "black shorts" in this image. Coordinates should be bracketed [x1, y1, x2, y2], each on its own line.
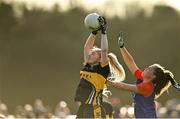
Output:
[102, 102, 113, 118]
[76, 104, 106, 118]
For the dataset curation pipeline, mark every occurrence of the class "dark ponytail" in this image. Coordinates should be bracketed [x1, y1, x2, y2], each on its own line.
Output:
[152, 64, 179, 98]
[164, 70, 180, 91]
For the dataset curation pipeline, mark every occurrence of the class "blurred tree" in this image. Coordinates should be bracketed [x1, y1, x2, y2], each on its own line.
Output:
[0, 2, 17, 34]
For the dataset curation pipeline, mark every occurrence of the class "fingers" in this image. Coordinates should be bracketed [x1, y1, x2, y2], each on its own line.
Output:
[118, 32, 123, 39]
[118, 31, 125, 48]
[102, 16, 107, 25]
[98, 16, 104, 26]
[98, 16, 107, 34]
[98, 16, 106, 26]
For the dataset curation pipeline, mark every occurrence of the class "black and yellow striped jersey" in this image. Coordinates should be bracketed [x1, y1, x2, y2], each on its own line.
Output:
[74, 63, 110, 106]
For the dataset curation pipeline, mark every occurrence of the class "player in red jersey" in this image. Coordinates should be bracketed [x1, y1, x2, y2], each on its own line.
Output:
[107, 32, 180, 118]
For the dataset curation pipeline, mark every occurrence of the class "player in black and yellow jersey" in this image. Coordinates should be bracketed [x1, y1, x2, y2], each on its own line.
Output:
[74, 16, 125, 118]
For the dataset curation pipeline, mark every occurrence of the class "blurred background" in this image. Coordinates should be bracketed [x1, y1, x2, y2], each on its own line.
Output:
[0, 0, 180, 118]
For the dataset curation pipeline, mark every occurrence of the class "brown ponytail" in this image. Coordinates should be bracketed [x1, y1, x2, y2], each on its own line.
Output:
[165, 70, 180, 91]
[152, 64, 180, 98]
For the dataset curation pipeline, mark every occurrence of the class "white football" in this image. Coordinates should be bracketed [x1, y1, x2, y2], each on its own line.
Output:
[84, 13, 100, 30]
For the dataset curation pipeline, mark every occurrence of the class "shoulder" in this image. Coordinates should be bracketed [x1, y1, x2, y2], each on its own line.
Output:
[137, 82, 154, 97]
[134, 69, 143, 80]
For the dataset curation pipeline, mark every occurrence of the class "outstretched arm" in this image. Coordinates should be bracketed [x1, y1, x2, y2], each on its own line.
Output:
[99, 16, 109, 65]
[101, 34, 109, 65]
[106, 80, 138, 92]
[84, 33, 96, 62]
[120, 47, 138, 74]
[118, 32, 139, 74]
[107, 79, 154, 97]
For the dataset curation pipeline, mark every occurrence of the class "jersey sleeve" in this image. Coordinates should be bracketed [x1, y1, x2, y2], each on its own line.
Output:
[137, 82, 154, 97]
[134, 69, 143, 80]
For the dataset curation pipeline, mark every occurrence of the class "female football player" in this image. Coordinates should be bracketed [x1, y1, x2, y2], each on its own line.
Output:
[107, 32, 180, 118]
[74, 17, 125, 118]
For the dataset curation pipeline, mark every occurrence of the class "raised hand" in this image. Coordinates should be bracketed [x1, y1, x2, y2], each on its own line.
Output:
[98, 16, 107, 34]
[118, 32, 124, 48]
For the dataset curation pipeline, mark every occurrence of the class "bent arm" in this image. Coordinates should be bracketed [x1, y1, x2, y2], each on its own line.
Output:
[100, 34, 109, 65]
[120, 47, 139, 74]
[84, 33, 96, 62]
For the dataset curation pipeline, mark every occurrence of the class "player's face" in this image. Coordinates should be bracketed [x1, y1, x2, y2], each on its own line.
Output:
[142, 65, 156, 82]
[88, 50, 101, 64]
